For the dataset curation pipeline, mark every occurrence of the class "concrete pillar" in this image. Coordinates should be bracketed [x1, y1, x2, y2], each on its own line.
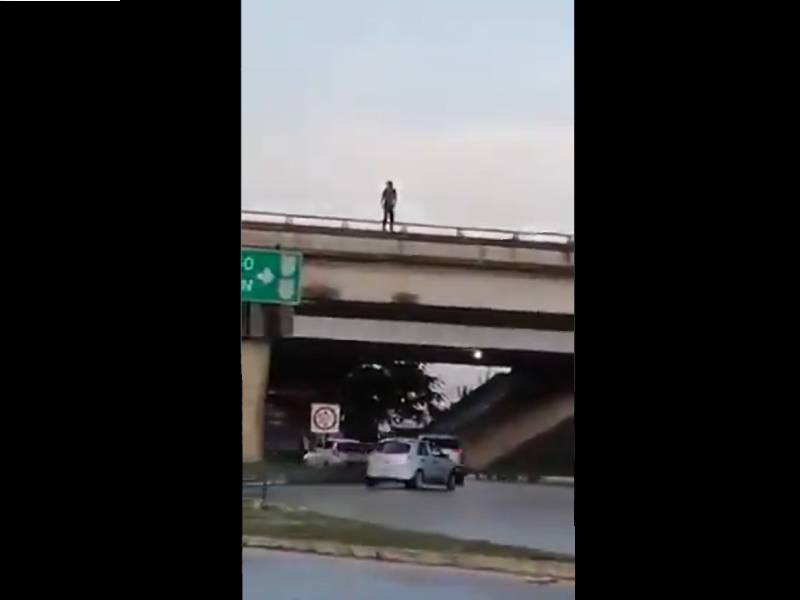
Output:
[242, 339, 271, 463]
[461, 391, 574, 471]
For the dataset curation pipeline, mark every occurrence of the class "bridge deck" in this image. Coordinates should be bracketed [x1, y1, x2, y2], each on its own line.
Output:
[243, 212, 574, 276]
[242, 210, 574, 252]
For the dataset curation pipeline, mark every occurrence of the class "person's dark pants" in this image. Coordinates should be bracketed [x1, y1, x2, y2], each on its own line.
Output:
[382, 208, 395, 232]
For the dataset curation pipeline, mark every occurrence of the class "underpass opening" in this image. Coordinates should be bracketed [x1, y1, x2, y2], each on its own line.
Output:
[262, 337, 573, 477]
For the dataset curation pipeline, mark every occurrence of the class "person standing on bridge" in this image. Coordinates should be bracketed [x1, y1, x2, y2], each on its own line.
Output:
[381, 180, 397, 232]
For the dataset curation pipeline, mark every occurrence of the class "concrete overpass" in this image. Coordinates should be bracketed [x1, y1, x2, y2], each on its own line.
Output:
[243, 210, 574, 315]
[242, 211, 575, 462]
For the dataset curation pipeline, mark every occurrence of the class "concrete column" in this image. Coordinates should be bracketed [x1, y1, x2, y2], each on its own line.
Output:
[242, 339, 271, 463]
[461, 391, 574, 471]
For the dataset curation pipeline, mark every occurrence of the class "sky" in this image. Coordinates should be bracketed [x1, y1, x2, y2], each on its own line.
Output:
[242, 0, 573, 233]
[431, 364, 511, 404]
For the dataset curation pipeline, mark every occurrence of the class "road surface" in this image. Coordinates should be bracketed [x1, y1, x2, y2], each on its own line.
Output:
[262, 480, 574, 555]
[244, 549, 574, 600]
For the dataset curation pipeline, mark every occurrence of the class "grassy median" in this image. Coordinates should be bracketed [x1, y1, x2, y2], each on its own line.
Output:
[243, 501, 573, 563]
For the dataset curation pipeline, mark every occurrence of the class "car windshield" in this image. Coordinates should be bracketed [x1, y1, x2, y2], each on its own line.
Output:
[376, 441, 411, 454]
[424, 437, 460, 450]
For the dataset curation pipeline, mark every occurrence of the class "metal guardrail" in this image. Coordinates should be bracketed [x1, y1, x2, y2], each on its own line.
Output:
[242, 210, 574, 246]
[243, 477, 270, 503]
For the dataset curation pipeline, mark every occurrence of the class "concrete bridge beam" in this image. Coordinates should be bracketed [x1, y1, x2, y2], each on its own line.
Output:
[461, 390, 574, 471]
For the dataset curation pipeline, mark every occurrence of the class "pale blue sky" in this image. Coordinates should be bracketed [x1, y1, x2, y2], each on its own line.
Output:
[242, 0, 573, 232]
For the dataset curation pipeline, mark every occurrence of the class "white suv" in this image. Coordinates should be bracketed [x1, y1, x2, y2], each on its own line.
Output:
[366, 438, 458, 490]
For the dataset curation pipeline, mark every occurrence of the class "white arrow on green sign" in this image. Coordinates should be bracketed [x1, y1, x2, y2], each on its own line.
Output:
[241, 248, 303, 305]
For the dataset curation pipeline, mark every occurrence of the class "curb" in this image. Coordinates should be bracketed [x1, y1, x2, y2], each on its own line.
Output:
[469, 474, 574, 487]
[243, 478, 288, 487]
[242, 535, 575, 583]
[541, 476, 574, 487]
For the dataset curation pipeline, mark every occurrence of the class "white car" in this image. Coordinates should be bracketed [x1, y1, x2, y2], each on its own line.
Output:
[418, 434, 466, 485]
[303, 439, 369, 468]
[366, 438, 458, 490]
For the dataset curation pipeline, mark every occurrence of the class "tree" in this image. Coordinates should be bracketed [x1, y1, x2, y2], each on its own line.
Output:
[340, 361, 446, 441]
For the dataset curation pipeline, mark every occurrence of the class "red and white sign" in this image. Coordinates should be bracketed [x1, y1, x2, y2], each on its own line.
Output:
[310, 403, 341, 434]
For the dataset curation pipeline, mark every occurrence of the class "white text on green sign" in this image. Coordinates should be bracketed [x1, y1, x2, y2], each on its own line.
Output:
[241, 249, 302, 305]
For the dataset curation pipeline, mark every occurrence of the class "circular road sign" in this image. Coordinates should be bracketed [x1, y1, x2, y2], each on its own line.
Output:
[311, 405, 339, 432]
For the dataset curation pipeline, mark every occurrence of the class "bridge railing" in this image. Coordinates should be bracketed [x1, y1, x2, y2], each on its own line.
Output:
[242, 210, 574, 247]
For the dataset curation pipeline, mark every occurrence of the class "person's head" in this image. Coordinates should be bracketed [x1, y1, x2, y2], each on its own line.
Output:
[386, 180, 393, 189]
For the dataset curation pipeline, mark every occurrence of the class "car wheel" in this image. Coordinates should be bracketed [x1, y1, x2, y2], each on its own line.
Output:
[407, 469, 424, 490]
[446, 471, 456, 491]
[455, 473, 465, 486]
[366, 477, 376, 488]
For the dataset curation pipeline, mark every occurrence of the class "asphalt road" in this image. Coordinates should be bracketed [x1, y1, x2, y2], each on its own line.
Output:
[264, 480, 574, 555]
[244, 549, 575, 600]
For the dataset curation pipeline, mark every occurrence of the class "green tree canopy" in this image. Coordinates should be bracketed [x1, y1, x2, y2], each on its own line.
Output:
[340, 361, 446, 441]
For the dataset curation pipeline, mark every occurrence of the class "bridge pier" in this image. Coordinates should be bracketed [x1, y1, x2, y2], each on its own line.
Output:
[242, 304, 293, 463]
[242, 339, 270, 462]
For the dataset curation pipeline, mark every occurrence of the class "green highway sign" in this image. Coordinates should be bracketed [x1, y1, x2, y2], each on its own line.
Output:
[241, 248, 303, 305]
